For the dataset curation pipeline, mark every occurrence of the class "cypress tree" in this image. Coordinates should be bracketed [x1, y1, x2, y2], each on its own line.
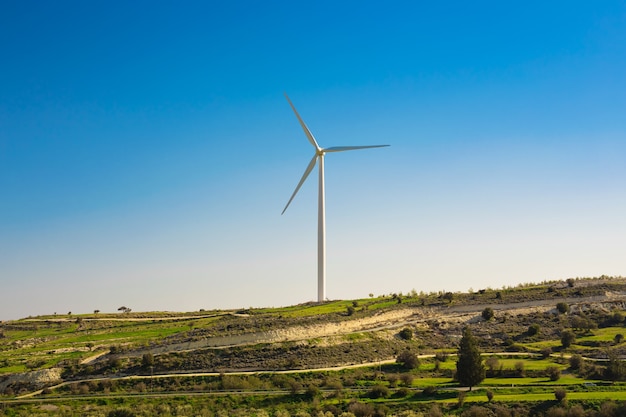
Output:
[456, 326, 485, 390]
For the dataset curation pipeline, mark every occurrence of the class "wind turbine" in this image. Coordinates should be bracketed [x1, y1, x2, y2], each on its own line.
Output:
[281, 93, 389, 303]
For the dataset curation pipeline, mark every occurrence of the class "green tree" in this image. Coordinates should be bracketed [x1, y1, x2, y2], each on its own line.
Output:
[528, 323, 540, 336]
[569, 354, 583, 371]
[399, 327, 413, 340]
[605, 349, 626, 381]
[554, 388, 567, 403]
[546, 366, 561, 381]
[141, 353, 154, 368]
[556, 302, 569, 314]
[561, 330, 576, 349]
[396, 349, 419, 370]
[456, 327, 485, 390]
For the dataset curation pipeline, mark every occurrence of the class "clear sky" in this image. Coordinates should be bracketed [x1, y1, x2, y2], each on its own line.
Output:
[1, 1, 625, 320]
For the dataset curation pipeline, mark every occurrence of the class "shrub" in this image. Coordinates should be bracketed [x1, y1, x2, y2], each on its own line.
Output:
[541, 347, 553, 359]
[399, 328, 413, 340]
[396, 387, 410, 397]
[486, 389, 494, 402]
[422, 386, 438, 396]
[569, 354, 583, 371]
[615, 333, 624, 344]
[108, 410, 136, 417]
[457, 391, 467, 407]
[528, 323, 540, 336]
[485, 356, 500, 375]
[305, 384, 320, 399]
[482, 307, 494, 321]
[141, 353, 154, 368]
[427, 404, 443, 417]
[367, 384, 389, 399]
[462, 406, 491, 417]
[514, 361, 525, 377]
[400, 372, 414, 386]
[556, 302, 570, 314]
[546, 366, 561, 381]
[396, 350, 419, 370]
[348, 401, 375, 417]
[554, 388, 567, 403]
[561, 330, 576, 349]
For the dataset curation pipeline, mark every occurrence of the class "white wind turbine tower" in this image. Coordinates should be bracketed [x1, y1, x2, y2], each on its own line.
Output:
[281, 93, 389, 303]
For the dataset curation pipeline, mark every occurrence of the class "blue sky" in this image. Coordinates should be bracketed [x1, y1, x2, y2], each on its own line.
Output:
[1, 1, 625, 320]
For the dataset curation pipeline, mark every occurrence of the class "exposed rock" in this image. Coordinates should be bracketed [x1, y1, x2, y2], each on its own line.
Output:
[0, 368, 62, 392]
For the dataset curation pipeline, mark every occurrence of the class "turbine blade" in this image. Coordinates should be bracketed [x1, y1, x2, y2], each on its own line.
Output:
[324, 145, 390, 152]
[282, 154, 318, 215]
[284, 93, 320, 151]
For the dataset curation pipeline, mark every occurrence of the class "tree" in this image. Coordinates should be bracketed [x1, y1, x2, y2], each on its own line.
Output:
[554, 388, 567, 403]
[556, 302, 569, 314]
[141, 353, 154, 368]
[569, 354, 583, 371]
[566, 278, 575, 288]
[486, 389, 494, 402]
[399, 327, 413, 340]
[561, 330, 576, 349]
[528, 323, 540, 336]
[485, 356, 500, 376]
[396, 349, 419, 370]
[615, 333, 624, 344]
[605, 349, 626, 381]
[481, 307, 494, 321]
[456, 327, 485, 390]
[546, 366, 561, 381]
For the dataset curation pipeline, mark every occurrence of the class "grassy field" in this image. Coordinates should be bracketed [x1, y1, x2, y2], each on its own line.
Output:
[3, 276, 626, 416]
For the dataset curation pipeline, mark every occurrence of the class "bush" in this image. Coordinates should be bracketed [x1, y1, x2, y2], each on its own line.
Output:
[546, 366, 561, 381]
[486, 389, 494, 402]
[462, 406, 491, 417]
[396, 387, 410, 397]
[141, 353, 154, 368]
[561, 330, 576, 349]
[399, 327, 413, 340]
[108, 410, 136, 417]
[485, 356, 500, 374]
[528, 323, 540, 336]
[400, 372, 414, 386]
[482, 307, 494, 321]
[541, 347, 553, 359]
[396, 350, 419, 370]
[556, 302, 570, 314]
[569, 354, 583, 371]
[554, 388, 567, 403]
[367, 384, 389, 399]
